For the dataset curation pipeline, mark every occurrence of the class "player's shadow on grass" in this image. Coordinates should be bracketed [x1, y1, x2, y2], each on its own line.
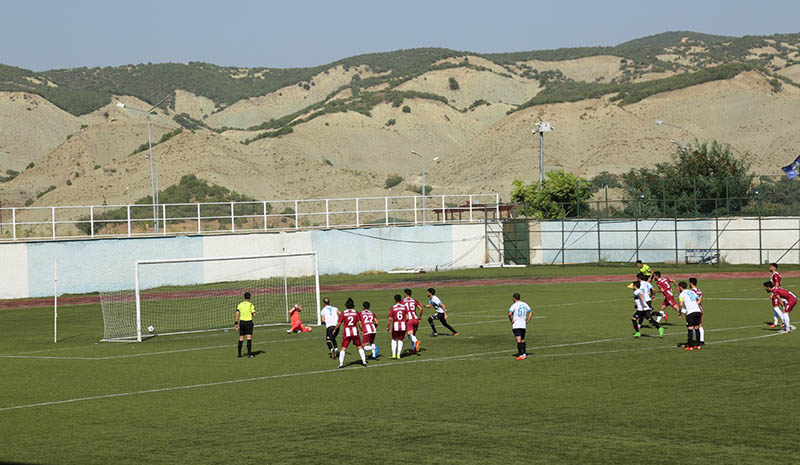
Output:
[250, 350, 266, 357]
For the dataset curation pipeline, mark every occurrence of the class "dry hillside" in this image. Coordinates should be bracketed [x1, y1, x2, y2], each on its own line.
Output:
[3, 31, 800, 212]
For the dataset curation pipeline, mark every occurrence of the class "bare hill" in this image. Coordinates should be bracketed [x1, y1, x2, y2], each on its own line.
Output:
[3, 31, 800, 210]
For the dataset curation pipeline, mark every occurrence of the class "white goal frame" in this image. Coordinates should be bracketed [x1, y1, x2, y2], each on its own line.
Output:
[125, 252, 321, 342]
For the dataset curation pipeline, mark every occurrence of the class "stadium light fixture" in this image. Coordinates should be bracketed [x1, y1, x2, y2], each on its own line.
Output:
[532, 122, 554, 188]
[670, 139, 688, 152]
[116, 95, 171, 233]
[411, 150, 429, 224]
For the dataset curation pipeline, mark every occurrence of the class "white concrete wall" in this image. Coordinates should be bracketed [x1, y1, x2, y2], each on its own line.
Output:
[0, 243, 29, 299]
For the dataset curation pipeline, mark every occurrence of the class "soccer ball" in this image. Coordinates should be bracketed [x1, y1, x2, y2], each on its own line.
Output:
[147, 325, 155, 333]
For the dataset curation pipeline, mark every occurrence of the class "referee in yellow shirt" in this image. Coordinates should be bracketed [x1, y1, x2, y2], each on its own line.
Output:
[635, 260, 653, 282]
[234, 292, 257, 358]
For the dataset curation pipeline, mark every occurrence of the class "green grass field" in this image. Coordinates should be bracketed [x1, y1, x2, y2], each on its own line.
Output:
[1, 269, 799, 465]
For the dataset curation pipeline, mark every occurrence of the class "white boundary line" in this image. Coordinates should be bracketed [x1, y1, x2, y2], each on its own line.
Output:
[0, 331, 786, 412]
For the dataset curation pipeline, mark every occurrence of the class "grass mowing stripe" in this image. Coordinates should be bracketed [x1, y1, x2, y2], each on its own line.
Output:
[0, 330, 784, 413]
[0, 322, 775, 361]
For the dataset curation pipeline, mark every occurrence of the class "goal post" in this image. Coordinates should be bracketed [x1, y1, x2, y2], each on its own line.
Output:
[101, 252, 321, 342]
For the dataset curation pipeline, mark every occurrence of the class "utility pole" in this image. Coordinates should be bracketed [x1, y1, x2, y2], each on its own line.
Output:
[532, 122, 554, 188]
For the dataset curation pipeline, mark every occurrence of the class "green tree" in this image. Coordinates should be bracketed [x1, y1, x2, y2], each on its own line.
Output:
[621, 140, 752, 216]
[590, 171, 621, 189]
[448, 77, 460, 90]
[511, 170, 593, 219]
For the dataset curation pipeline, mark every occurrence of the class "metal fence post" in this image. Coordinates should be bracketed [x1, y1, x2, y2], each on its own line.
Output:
[561, 217, 565, 266]
[127, 205, 132, 237]
[758, 209, 763, 265]
[197, 203, 202, 233]
[51, 207, 56, 239]
[413, 197, 418, 224]
[596, 206, 601, 265]
[384, 197, 389, 226]
[11, 208, 16, 241]
[635, 212, 640, 262]
[495, 194, 500, 220]
[262, 201, 268, 231]
[469, 194, 473, 221]
[441, 195, 446, 223]
[325, 199, 330, 228]
[356, 198, 360, 227]
[693, 178, 697, 214]
[294, 200, 299, 230]
[715, 214, 720, 267]
[230, 202, 235, 232]
[674, 215, 679, 265]
[90, 206, 94, 238]
[162, 204, 167, 235]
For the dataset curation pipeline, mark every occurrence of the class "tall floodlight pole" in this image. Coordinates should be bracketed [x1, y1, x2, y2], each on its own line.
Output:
[411, 151, 426, 224]
[117, 95, 171, 233]
[532, 122, 554, 188]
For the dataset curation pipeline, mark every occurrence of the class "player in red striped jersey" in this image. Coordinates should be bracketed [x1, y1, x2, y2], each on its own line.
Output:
[333, 298, 368, 368]
[769, 263, 783, 327]
[653, 271, 678, 323]
[359, 301, 380, 359]
[689, 277, 705, 345]
[387, 294, 409, 359]
[402, 288, 423, 354]
[764, 281, 797, 333]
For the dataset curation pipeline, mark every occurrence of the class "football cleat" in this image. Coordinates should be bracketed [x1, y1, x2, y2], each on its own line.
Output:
[516, 354, 527, 360]
[247, 354, 255, 358]
[361, 362, 368, 367]
[415, 340, 421, 352]
[663, 313, 669, 322]
[633, 332, 641, 338]
[431, 332, 439, 337]
[453, 332, 460, 336]
[338, 364, 344, 369]
[769, 323, 779, 328]
[684, 346, 694, 351]
[658, 327, 665, 338]
[693, 345, 702, 350]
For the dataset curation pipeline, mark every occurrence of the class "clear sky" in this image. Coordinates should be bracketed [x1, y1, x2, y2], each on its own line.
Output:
[1, 0, 798, 71]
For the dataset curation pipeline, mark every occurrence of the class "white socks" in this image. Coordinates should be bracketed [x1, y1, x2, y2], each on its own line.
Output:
[782, 312, 792, 330]
[358, 348, 366, 363]
[774, 307, 783, 325]
[656, 315, 662, 323]
[698, 326, 705, 342]
[397, 340, 403, 354]
[338, 349, 346, 366]
[391, 340, 397, 356]
[408, 334, 417, 345]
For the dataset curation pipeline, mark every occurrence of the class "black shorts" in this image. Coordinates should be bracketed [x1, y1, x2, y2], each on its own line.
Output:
[239, 320, 254, 336]
[632, 310, 652, 321]
[512, 328, 526, 339]
[429, 312, 445, 321]
[686, 312, 702, 326]
[325, 326, 339, 342]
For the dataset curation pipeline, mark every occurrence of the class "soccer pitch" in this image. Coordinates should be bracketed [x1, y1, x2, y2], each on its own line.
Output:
[1, 269, 799, 465]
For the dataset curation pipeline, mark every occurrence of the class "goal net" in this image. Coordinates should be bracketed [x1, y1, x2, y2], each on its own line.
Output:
[100, 252, 320, 342]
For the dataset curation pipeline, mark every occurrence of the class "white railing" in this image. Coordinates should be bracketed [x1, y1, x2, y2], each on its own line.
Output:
[0, 194, 501, 242]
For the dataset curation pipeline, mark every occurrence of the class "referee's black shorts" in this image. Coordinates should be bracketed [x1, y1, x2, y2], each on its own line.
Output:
[239, 320, 254, 336]
[512, 328, 526, 339]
